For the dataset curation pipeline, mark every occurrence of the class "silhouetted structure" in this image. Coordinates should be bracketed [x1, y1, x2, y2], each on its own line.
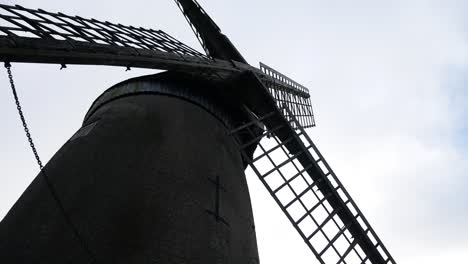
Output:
[0, 1, 395, 263]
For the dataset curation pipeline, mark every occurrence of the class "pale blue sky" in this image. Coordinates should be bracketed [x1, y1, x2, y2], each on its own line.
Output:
[1, 0, 468, 263]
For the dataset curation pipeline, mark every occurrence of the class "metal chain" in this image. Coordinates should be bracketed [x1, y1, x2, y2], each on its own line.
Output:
[4, 62, 96, 262]
[4, 62, 44, 170]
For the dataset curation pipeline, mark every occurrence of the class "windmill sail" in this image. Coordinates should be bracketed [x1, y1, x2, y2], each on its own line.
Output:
[173, 0, 246, 62]
[0, 4, 314, 129]
[232, 110, 395, 263]
[0, 4, 219, 72]
[231, 106, 395, 264]
[229, 71, 395, 264]
[259, 62, 315, 129]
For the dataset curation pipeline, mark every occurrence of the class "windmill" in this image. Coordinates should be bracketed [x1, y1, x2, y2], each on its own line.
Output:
[0, 0, 396, 263]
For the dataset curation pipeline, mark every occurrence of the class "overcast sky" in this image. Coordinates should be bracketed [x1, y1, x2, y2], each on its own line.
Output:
[1, 0, 468, 263]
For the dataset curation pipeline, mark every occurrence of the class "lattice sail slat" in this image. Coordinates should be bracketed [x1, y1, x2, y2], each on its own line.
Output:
[231, 107, 394, 264]
[259, 63, 315, 129]
[0, 4, 206, 58]
[0, 3, 235, 74]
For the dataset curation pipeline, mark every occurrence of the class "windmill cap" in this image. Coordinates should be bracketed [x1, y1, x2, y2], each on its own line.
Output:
[84, 71, 246, 130]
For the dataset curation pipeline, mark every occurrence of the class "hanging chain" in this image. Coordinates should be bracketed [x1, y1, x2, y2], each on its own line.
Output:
[4, 62, 96, 261]
[5, 62, 44, 170]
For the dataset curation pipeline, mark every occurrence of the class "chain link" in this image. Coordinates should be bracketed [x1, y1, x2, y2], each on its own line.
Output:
[5, 62, 44, 170]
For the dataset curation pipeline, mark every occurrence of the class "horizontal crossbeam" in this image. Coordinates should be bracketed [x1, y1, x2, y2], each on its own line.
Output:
[0, 36, 236, 73]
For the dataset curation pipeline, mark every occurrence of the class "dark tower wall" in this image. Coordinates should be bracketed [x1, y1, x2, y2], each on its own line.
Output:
[0, 75, 259, 264]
